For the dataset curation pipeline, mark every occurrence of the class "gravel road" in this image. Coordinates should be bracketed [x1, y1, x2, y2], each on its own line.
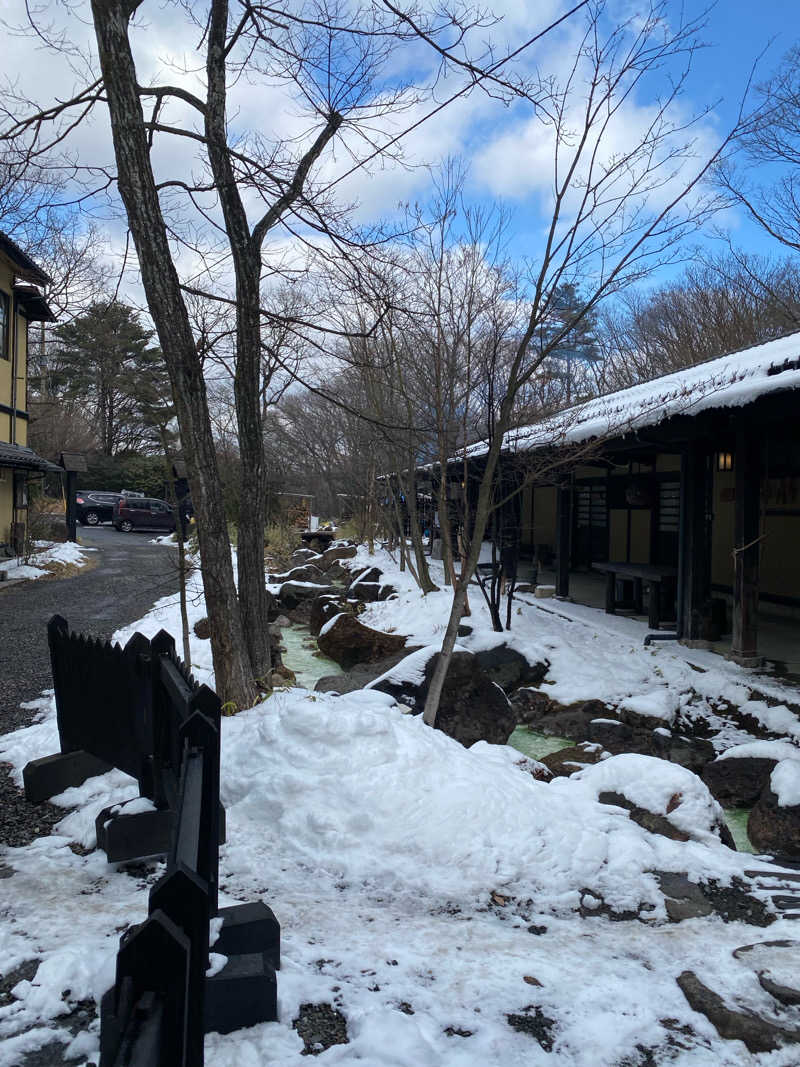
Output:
[0, 527, 179, 851]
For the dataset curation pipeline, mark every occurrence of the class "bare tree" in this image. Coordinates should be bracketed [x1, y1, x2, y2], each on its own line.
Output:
[418, 1, 744, 725]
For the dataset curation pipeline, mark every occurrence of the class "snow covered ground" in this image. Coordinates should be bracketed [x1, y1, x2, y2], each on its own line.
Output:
[0, 541, 94, 583]
[2, 545, 800, 1065]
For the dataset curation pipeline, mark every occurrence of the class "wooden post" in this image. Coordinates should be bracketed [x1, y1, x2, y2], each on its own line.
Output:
[555, 480, 572, 599]
[730, 428, 761, 665]
[677, 442, 711, 641]
[65, 471, 78, 542]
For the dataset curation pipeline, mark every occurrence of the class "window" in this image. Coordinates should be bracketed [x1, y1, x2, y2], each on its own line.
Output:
[0, 291, 9, 360]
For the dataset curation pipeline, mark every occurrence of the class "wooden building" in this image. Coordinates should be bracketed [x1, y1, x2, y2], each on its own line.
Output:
[0, 232, 58, 554]
[472, 332, 800, 670]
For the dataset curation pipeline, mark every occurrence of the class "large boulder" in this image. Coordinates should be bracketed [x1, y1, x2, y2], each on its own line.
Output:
[649, 729, 716, 774]
[578, 753, 735, 848]
[515, 696, 612, 741]
[309, 595, 352, 637]
[511, 687, 554, 725]
[428, 651, 516, 747]
[319, 544, 357, 568]
[278, 581, 337, 611]
[349, 566, 382, 592]
[350, 581, 382, 603]
[317, 613, 408, 670]
[703, 742, 800, 806]
[749, 759, 800, 857]
[272, 564, 325, 584]
[370, 646, 516, 746]
[473, 643, 549, 693]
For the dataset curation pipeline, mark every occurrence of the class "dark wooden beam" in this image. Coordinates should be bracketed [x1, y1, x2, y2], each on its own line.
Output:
[555, 480, 572, 598]
[730, 429, 762, 665]
[677, 442, 712, 641]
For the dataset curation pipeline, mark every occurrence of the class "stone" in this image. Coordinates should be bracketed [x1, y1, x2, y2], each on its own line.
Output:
[425, 651, 517, 747]
[278, 582, 337, 611]
[457, 624, 473, 637]
[193, 617, 211, 639]
[651, 732, 716, 775]
[600, 790, 690, 842]
[349, 566, 382, 590]
[510, 688, 553, 725]
[542, 743, 606, 778]
[473, 644, 549, 693]
[749, 787, 800, 857]
[586, 718, 634, 753]
[676, 971, 800, 1053]
[351, 581, 382, 603]
[379, 584, 397, 601]
[703, 757, 781, 806]
[314, 650, 415, 695]
[316, 613, 408, 670]
[534, 585, 555, 599]
[733, 941, 800, 1006]
[272, 563, 325, 584]
[293, 1002, 349, 1055]
[291, 548, 319, 563]
[319, 544, 357, 568]
[309, 596, 351, 637]
[522, 697, 611, 741]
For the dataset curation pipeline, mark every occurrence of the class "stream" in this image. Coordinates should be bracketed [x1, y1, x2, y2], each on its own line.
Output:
[280, 623, 342, 688]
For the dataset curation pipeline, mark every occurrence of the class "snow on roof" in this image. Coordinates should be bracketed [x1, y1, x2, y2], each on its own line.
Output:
[467, 330, 800, 459]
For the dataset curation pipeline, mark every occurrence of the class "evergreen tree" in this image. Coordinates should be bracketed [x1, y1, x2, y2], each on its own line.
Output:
[541, 283, 602, 405]
[49, 302, 172, 454]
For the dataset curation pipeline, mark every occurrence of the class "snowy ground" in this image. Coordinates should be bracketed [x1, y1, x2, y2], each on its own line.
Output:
[0, 541, 95, 583]
[2, 545, 800, 1065]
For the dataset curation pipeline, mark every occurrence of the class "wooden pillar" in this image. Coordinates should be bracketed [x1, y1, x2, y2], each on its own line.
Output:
[555, 480, 572, 599]
[677, 442, 711, 641]
[730, 428, 761, 665]
[65, 472, 78, 543]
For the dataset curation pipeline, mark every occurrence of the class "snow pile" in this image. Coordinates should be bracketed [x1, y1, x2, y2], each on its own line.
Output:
[0, 540, 94, 581]
[771, 760, 800, 808]
[219, 691, 742, 916]
[619, 689, 679, 725]
[575, 753, 727, 844]
[719, 740, 800, 762]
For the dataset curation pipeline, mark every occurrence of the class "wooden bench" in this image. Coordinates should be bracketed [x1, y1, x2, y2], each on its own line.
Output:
[592, 561, 677, 629]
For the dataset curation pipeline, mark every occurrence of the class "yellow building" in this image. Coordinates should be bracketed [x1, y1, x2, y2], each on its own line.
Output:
[0, 231, 57, 554]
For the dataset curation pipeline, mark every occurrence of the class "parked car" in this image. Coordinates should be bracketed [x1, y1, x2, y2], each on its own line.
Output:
[113, 495, 176, 534]
[75, 490, 124, 526]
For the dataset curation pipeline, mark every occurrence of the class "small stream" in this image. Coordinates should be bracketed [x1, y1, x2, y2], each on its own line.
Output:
[279, 624, 342, 688]
[509, 726, 755, 851]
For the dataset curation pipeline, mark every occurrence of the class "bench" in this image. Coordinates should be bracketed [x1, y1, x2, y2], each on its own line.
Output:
[592, 561, 677, 629]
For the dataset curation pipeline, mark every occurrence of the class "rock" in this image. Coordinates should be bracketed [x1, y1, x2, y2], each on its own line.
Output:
[522, 697, 611, 741]
[599, 790, 690, 841]
[351, 581, 382, 603]
[749, 786, 800, 857]
[314, 650, 413, 695]
[703, 757, 780, 806]
[193, 617, 211, 639]
[734, 941, 800, 1006]
[457, 624, 473, 637]
[429, 652, 518, 747]
[349, 566, 382, 590]
[316, 614, 408, 670]
[651, 731, 716, 775]
[676, 971, 799, 1053]
[272, 563, 325, 584]
[656, 872, 715, 921]
[309, 595, 351, 637]
[291, 548, 319, 563]
[473, 644, 548, 692]
[270, 665, 296, 688]
[274, 614, 291, 627]
[542, 742, 606, 778]
[511, 688, 553, 725]
[379, 584, 397, 601]
[586, 717, 634, 753]
[319, 544, 357, 568]
[278, 581, 337, 611]
[293, 1002, 349, 1055]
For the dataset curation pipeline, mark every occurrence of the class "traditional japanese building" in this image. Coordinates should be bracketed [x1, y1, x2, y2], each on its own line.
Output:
[466, 331, 800, 674]
[0, 232, 58, 555]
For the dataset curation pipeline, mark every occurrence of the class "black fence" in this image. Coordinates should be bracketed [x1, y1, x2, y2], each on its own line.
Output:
[23, 616, 279, 1065]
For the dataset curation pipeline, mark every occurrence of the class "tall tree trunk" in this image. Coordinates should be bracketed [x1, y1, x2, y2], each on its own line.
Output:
[90, 0, 255, 708]
[205, 0, 272, 681]
[400, 467, 438, 593]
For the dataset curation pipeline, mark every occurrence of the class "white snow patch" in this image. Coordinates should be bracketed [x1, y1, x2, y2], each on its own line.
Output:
[771, 759, 800, 808]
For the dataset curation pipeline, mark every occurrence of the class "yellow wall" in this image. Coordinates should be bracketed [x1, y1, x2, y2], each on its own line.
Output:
[0, 249, 34, 544]
[656, 454, 681, 472]
[630, 510, 650, 563]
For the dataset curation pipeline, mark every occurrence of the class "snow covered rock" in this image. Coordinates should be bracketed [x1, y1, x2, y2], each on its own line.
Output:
[702, 741, 799, 805]
[511, 687, 553, 725]
[309, 594, 350, 636]
[748, 759, 800, 856]
[370, 646, 517, 746]
[317, 613, 408, 669]
[577, 753, 734, 847]
[278, 581, 337, 611]
[319, 544, 357, 568]
[473, 643, 548, 693]
[272, 563, 326, 584]
[540, 742, 606, 778]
